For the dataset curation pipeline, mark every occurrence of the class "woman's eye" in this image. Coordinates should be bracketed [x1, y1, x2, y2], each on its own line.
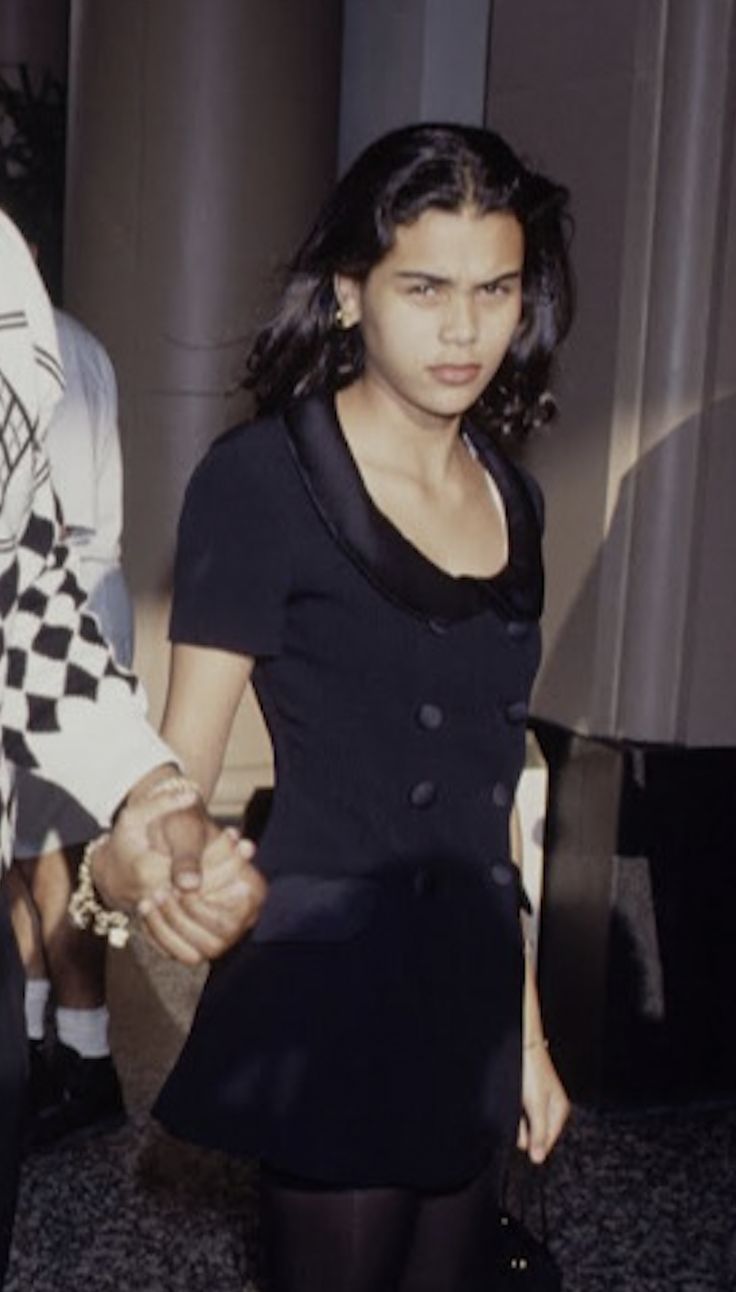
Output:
[481, 279, 518, 298]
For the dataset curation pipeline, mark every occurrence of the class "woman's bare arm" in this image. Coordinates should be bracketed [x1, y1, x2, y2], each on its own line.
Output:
[510, 801, 571, 1162]
[161, 643, 255, 802]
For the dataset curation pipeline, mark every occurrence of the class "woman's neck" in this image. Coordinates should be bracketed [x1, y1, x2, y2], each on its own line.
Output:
[335, 381, 465, 489]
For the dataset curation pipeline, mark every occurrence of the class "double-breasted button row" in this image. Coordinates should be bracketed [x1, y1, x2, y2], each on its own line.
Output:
[408, 699, 444, 808]
[410, 861, 516, 898]
[410, 780, 510, 810]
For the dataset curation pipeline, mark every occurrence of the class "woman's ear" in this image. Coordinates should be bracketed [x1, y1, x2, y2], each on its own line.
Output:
[333, 274, 362, 329]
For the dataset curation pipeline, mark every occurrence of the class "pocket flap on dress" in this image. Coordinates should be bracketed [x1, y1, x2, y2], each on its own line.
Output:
[251, 874, 377, 943]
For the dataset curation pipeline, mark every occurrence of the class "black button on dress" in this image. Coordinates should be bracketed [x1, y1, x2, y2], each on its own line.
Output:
[416, 702, 444, 730]
[408, 779, 438, 808]
[154, 395, 544, 1190]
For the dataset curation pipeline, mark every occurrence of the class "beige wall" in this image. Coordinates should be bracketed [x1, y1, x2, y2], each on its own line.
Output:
[488, 0, 736, 744]
[64, 0, 342, 812]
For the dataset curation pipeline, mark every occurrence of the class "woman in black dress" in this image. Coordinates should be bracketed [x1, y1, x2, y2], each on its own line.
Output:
[155, 123, 574, 1291]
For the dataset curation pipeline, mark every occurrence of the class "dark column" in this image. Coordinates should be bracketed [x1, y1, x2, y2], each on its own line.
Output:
[64, 0, 342, 809]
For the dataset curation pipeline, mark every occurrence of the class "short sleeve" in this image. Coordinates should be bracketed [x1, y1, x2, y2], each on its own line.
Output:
[170, 429, 291, 658]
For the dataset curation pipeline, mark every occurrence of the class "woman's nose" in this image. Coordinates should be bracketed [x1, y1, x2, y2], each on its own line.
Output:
[440, 293, 477, 344]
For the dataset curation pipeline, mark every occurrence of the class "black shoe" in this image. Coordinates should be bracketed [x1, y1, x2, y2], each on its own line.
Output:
[28, 1038, 63, 1114]
[27, 1042, 126, 1151]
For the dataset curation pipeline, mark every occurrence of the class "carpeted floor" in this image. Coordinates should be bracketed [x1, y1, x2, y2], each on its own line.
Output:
[6, 934, 736, 1292]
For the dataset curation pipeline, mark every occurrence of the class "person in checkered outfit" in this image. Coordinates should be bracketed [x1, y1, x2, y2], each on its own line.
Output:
[0, 209, 266, 1286]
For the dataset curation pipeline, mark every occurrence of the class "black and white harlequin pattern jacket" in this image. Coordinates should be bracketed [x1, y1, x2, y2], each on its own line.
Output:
[0, 212, 171, 866]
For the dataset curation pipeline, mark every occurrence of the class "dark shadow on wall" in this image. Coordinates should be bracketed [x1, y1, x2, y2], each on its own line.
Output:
[535, 398, 736, 742]
[530, 403, 736, 1108]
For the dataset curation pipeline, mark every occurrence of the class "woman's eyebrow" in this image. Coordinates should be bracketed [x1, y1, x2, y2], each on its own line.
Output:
[477, 269, 523, 288]
[394, 270, 451, 285]
[394, 268, 522, 286]
[489, 269, 522, 284]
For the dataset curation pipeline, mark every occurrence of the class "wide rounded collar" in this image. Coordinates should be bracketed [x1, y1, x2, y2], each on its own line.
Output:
[283, 395, 543, 627]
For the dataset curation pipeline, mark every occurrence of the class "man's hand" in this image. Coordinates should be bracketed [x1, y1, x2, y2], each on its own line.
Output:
[90, 782, 266, 964]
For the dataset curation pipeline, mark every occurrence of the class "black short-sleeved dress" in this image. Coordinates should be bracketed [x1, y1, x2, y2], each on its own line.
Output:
[154, 395, 544, 1192]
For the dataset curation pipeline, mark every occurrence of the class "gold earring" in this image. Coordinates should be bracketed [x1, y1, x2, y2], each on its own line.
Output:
[335, 305, 346, 329]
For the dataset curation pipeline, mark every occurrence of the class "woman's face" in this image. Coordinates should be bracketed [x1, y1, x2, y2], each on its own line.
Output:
[335, 205, 524, 426]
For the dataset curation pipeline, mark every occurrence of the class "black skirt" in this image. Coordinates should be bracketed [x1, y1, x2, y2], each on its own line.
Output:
[155, 860, 524, 1191]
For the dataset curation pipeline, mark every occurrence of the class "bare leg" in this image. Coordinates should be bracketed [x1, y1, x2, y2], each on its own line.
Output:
[6, 862, 46, 979]
[8, 847, 123, 1147]
[26, 844, 106, 1009]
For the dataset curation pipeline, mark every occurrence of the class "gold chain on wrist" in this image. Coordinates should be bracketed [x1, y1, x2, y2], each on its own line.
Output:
[68, 776, 203, 949]
[143, 775, 202, 804]
[68, 834, 131, 949]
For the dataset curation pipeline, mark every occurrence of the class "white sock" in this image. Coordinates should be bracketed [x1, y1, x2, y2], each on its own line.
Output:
[25, 978, 51, 1041]
[55, 1006, 111, 1059]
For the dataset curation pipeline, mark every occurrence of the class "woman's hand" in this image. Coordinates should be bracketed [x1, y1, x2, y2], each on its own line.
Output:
[137, 825, 267, 965]
[517, 1040, 570, 1164]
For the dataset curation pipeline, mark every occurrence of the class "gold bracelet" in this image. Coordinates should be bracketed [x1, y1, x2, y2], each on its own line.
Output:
[523, 1036, 550, 1051]
[143, 775, 202, 804]
[68, 834, 132, 949]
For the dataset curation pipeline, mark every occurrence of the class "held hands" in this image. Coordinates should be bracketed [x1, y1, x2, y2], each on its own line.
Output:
[517, 1038, 570, 1164]
[89, 778, 266, 965]
[139, 813, 266, 965]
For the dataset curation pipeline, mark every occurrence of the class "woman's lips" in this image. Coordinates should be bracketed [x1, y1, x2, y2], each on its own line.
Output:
[428, 364, 482, 385]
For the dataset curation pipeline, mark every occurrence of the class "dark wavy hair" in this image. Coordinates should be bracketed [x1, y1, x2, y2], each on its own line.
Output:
[246, 123, 574, 441]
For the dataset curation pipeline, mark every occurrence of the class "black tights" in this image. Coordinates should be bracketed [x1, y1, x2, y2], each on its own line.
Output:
[260, 1155, 503, 1292]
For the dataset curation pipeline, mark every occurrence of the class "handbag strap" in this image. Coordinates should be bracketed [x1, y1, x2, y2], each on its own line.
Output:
[502, 1150, 551, 1244]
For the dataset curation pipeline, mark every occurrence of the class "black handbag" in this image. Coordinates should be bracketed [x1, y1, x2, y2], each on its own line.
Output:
[491, 1159, 563, 1290]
